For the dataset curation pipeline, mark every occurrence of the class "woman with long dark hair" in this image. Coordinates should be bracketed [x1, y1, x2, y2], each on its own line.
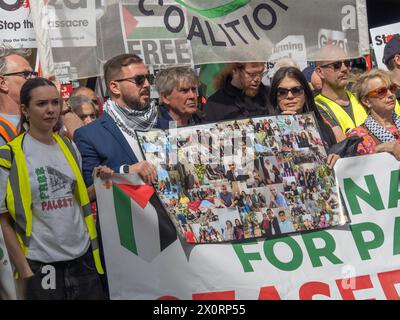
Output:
[270, 66, 339, 167]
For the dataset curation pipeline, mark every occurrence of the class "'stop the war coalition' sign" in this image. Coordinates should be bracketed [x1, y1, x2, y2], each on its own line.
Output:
[0, 0, 96, 48]
[0, 0, 369, 80]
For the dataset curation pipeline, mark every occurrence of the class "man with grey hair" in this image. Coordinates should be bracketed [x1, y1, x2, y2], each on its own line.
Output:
[69, 94, 98, 125]
[0, 45, 37, 146]
[155, 66, 203, 127]
[70, 86, 101, 112]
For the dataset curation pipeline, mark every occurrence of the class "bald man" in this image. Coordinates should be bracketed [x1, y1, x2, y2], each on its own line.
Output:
[314, 45, 367, 141]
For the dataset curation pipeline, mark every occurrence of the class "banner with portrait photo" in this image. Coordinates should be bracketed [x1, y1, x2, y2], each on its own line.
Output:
[136, 113, 348, 245]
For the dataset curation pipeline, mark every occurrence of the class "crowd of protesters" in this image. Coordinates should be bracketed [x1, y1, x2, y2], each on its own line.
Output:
[0, 33, 400, 300]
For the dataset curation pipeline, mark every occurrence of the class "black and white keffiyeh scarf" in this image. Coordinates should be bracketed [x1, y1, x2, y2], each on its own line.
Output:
[364, 112, 400, 143]
[103, 99, 158, 137]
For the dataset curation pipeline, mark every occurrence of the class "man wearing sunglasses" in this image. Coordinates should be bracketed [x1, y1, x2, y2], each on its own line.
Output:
[314, 45, 367, 142]
[203, 62, 273, 122]
[74, 54, 174, 299]
[0, 46, 37, 147]
[74, 53, 160, 187]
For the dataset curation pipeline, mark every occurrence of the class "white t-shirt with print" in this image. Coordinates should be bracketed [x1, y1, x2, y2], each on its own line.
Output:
[0, 134, 89, 263]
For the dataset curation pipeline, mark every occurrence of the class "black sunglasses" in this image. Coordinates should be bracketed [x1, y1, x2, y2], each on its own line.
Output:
[2, 70, 39, 79]
[114, 74, 154, 86]
[320, 60, 351, 71]
[277, 86, 304, 98]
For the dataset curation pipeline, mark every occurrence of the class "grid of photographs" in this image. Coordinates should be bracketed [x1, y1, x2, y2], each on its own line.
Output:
[136, 113, 347, 244]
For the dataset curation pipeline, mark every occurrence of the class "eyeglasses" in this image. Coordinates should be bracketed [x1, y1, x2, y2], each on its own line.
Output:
[277, 86, 304, 98]
[241, 69, 267, 79]
[319, 60, 351, 71]
[366, 84, 398, 99]
[78, 113, 97, 120]
[2, 70, 39, 79]
[113, 74, 154, 86]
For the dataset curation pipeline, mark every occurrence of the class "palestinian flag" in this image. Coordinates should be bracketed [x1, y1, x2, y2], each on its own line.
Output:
[122, 4, 187, 40]
[112, 182, 177, 262]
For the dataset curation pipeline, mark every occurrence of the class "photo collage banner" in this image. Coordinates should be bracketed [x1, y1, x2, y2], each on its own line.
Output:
[136, 113, 348, 244]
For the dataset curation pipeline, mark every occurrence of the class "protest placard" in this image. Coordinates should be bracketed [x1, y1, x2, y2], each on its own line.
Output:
[370, 22, 400, 70]
[0, 1, 96, 48]
[136, 114, 347, 244]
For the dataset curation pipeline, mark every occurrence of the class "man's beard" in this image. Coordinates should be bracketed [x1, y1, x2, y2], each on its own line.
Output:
[241, 78, 260, 97]
[244, 87, 259, 97]
[128, 99, 150, 110]
[123, 89, 151, 110]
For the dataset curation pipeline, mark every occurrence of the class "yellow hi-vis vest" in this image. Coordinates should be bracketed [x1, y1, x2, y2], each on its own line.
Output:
[395, 99, 400, 115]
[315, 91, 368, 133]
[0, 133, 104, 275]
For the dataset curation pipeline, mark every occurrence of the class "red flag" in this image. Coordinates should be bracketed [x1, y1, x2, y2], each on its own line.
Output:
[114, 183, 154, 209]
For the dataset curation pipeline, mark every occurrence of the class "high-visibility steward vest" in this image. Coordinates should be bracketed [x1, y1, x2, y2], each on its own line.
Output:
[395, 99, 400, 115]
[315, 91, 368, 133]
[0, 115, 18, 143]
[0, 133, 104, 275]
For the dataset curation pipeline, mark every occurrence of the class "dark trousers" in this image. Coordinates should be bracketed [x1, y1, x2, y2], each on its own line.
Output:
[25, 248, 105, 300]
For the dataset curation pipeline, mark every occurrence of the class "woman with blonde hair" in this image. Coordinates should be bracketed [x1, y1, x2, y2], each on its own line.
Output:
[346, 69, 400, 158]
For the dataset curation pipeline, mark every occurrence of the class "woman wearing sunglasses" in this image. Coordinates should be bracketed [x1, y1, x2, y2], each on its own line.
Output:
[346, 69, 400, 158]
[269, 66, 339, 167]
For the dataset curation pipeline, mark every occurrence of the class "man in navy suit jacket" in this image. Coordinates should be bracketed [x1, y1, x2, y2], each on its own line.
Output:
[74, 54, 159, 187]
[73, 54, 187, 301]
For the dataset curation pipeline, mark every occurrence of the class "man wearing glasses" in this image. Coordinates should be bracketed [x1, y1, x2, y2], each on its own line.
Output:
[314, 45, 367, 142]
[74, 53, 160, 188]
[70, 86, 102, 114]
[0, 45, 83, 144]
[0, 46, 37, 147]
[68, 95, 98, 125]
[203, 62, 273, 122]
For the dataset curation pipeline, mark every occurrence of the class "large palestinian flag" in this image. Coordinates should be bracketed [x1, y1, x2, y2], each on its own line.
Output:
[111, 179, 177, 262]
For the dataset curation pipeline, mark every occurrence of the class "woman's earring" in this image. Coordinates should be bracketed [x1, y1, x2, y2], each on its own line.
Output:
[25, 114, 29, 121]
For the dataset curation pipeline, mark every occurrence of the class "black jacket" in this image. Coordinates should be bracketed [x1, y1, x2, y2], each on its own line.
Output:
[265, 217, 281, 237]
[203, 76, 273, 122]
